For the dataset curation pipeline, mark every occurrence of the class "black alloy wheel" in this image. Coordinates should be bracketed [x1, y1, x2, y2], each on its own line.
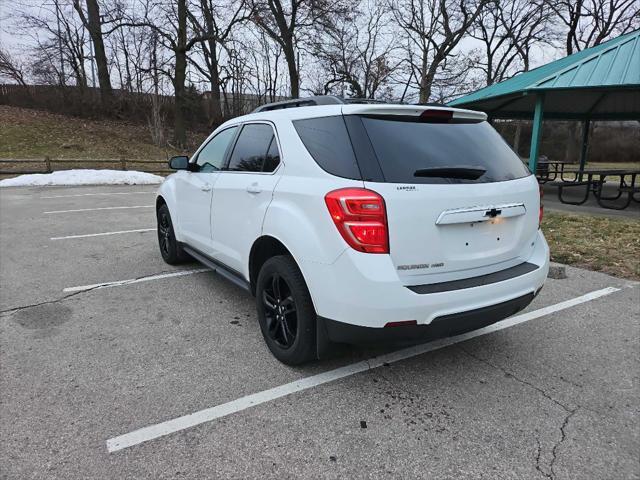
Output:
[256, 255, 316, 364]
[156, 204, 190, 264]
[262, 273, 298, 348]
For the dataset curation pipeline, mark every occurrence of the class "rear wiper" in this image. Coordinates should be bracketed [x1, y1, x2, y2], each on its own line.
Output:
[413, 166, 486, 180]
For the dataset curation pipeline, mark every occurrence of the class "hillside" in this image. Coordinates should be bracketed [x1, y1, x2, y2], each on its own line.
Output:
[0, 105, 206, 160]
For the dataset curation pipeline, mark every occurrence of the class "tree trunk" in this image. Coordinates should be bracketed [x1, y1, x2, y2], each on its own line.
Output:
[173, 0, 188, 148]
[513, 122, 522, 156]
[84, 0, 112, 101]
[420, 62, 438, 103]
[564, 122, 580, 163]
[206, 39, 223, 125]
[283, 40, 299, 98]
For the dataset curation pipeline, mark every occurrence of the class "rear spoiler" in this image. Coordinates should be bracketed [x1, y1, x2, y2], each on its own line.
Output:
[341, 105, 487, 123]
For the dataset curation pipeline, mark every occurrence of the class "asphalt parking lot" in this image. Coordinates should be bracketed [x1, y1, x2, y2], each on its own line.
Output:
[1, 184, 639, 479]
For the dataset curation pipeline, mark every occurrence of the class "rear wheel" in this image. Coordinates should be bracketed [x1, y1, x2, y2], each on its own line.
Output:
[157, 204, 190, 264]
[256, 255, 316, 365]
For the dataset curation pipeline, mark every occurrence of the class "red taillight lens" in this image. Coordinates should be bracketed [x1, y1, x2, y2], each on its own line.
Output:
[420, 109, 453, 123]
[325, 188, 389, 254]
[539, 184, 544, 227]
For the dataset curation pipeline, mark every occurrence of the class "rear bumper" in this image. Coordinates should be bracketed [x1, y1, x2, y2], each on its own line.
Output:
[302, 230, 549, 330]
[322, 291, 536, 344]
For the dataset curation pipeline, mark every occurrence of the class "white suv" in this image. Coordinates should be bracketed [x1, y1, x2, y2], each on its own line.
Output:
[156, 96, 549, 365]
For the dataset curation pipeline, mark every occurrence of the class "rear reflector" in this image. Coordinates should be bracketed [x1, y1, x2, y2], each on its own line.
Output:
[384, 320, 418, 328]
[539, 184, 544, 227]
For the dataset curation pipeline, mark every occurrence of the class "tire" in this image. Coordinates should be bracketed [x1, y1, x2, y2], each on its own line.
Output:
[256, 255, 317, 365]
[157, 204, 190, 265]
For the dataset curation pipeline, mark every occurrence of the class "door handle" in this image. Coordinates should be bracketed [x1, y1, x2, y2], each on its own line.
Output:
[247, 183, 262, 194]
[200, 183, 212, 192]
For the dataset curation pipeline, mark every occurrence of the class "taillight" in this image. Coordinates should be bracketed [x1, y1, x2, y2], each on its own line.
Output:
[420, 109, 453, 123]
[539, 184, 544, 227]
[325, 188, 389, 254]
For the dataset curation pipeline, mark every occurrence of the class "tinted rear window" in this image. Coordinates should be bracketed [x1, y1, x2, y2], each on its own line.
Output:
[361, 117, 530, 184]
[293, 116, 361, 179]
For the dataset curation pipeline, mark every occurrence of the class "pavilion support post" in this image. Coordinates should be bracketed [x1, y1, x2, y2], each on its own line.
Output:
[528, 93, 545, 173]
[578, 118, 590, 181]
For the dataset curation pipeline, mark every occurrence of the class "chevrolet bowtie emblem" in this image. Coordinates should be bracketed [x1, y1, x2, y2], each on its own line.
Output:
[484, 208, 502, 218]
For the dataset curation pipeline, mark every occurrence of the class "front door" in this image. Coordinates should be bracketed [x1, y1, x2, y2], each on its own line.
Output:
[175, 126, 238, 255]
[210, 123, 283, 277]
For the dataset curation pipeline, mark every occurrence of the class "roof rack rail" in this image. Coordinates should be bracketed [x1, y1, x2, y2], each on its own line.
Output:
[253, 95, 344, 113]
[252, 95, 391, 113]
[343, 98, 389, 105]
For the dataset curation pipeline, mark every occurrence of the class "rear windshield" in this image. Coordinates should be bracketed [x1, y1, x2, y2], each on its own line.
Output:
[360, 117, 530, 184]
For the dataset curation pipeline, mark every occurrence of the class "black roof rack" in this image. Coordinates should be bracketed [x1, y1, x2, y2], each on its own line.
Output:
[252, 95, 390, 113]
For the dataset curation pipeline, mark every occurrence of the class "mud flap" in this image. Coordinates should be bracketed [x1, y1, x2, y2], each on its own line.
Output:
[315, 314, 331, 359]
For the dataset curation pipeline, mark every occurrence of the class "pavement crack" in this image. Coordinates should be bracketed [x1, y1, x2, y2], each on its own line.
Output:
[535, 437, 552, 479]
[0, 269, 184, 317]
[458, 345, 574, 412]
[549, 408, 578, 479]
[458, 345, 579, 480]
[0, 288, 97, 317]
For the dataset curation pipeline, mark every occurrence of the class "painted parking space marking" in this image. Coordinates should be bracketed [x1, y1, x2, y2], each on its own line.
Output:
[105, 286, 620, 453]
[63, 269, 210, 293]
[41, 191, 155, 199]
[44, 205, 154, 214]
[51, 228, 155, 240]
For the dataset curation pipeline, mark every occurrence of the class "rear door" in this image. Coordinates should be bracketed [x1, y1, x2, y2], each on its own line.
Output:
[174, 126, 238, 254]
[343, 108, 538, 285]
[210, 122, 283, 277]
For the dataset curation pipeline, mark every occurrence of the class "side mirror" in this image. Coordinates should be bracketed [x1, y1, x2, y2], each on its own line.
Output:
[169, 155, 189, 170]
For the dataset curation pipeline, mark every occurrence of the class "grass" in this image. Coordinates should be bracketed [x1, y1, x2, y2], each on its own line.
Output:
[542, 210, 640, 280]
[0, 105, 206, 160]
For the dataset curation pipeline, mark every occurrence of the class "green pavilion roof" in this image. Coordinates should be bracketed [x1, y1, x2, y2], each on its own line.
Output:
[449, 29, 640, 120]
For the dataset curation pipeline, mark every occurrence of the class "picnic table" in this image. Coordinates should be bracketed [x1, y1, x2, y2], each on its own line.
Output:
[535, 159, 576, 183]
[549, 168, 640, 210]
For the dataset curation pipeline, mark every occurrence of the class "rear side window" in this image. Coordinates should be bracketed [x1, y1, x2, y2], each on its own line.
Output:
[227, 123, 279, 172]
[293, 116, 360, 179]
[360, 117, 530, 184]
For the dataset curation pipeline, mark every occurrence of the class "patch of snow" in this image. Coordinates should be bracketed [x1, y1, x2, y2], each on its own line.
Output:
[0, 169, 165, 187]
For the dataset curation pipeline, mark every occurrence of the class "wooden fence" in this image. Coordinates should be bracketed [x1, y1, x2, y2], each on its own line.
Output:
[0, 157, 172, 177]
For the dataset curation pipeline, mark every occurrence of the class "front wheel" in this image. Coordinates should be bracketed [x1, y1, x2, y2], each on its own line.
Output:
[157, 204, 190, 265]
[256, 255, 316, 365]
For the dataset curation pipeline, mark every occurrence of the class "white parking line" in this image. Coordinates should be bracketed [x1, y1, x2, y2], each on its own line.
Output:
[41, 192, 155, 199]
[105, 286, 620, 453]
[51, 228, 155, 240]
[44, 205, 154, 214]
[63, 269, 210, 293]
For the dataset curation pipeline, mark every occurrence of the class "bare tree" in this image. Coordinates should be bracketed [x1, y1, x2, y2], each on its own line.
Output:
[546, 0, 640, 55]
[14, 0, 90, 88]
[188, 0, 253, 124]
[72, 0, 113, 100]
[390, 0, 490, 103]
[472, 0, 553, 86]
[124, 0, 230, 146]
[250, 0, 347, 98]
[0, 48, 28, 85]
[312, 0, 396, 99]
